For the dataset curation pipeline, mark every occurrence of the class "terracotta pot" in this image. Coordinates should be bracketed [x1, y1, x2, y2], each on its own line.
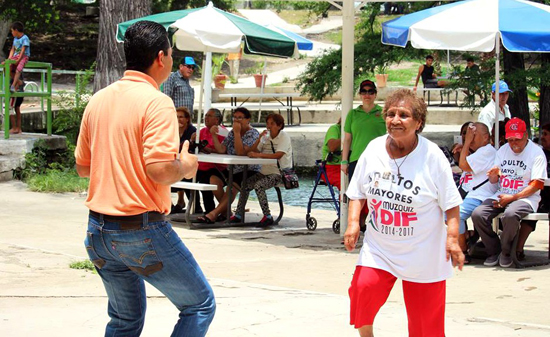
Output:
[253, 74, 267, 88]
[214, 74, 227, 90]
[375, 74, 389, 88]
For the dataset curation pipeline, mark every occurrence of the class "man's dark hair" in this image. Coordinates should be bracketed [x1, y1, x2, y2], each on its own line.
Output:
[542, 123, 550, 133]
[11, 22, 24, 33]
[426, 55, 434, 60]
[466, 57, 474, 63]
[124, 21, 170, 73]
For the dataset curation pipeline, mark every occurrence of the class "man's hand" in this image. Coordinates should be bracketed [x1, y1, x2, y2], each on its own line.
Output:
[487, 166, 501, 183]
[179, 141, 198, 179]
[494, 194, 515, 208]
[464, 124, 475, 144]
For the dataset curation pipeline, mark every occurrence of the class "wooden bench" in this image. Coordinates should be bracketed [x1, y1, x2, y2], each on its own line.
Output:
[491, 179, 550, 268]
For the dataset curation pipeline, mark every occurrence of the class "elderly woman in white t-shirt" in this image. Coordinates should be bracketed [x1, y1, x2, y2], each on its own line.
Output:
[344, 89, 464, 337]
[230, 113, 293, 227]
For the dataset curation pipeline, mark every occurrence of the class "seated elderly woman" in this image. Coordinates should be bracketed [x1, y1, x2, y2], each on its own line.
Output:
[191, 108, 229, 215]
[344, 89, 463, 337]
[196, 107, 260, 224]
[230, 113, 293, 226]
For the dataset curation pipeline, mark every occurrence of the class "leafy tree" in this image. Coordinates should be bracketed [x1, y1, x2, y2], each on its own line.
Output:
[152, 0, 235, 12]
[296, 4, 424, 102]
[0, 0, 60, 59]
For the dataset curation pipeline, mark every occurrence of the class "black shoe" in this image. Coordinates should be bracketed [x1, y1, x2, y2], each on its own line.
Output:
[171, 204, 184, 214]
[257, 215, 274, 227]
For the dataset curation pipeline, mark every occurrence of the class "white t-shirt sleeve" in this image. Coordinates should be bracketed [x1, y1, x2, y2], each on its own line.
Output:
[531, 151, 548, 181]
[466, 146, 492, 175]
[434, 149, 463, 211]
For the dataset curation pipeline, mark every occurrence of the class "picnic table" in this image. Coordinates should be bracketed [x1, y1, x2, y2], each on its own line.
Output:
[214, 92, 304, 126]
[190, 153, 283, 229]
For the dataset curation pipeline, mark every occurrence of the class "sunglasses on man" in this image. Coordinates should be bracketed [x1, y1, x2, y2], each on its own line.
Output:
[183, 64, 195, 70]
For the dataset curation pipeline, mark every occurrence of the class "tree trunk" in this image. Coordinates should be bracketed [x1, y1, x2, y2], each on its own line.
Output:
[0, 19, 12, 60]
[503, 49, 530, 135]
[539, 53, 550, 134]
[93, 0, 150, 92]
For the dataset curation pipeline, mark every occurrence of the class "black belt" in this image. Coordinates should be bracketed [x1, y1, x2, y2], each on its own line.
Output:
[89, 210, 165, 230]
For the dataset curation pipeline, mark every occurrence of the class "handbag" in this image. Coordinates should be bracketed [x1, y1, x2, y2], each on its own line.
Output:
[458, 178, 488, 199]
[270, 141, 299, 190]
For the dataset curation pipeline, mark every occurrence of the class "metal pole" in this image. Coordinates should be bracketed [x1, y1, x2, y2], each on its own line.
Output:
[204, 52, 213, 114]
[494, 34, 500, 150]
[340, 0, 355, 236]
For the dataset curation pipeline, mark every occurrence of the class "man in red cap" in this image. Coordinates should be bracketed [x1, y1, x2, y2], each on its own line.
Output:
[472, 118, 547, 268]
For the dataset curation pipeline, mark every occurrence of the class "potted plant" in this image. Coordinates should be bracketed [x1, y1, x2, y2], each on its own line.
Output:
[246, 60, 267, 88]
[374, 65, 389, 88]
[211, 54, 228, 90]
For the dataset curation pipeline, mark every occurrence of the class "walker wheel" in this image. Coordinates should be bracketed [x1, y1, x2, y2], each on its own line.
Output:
[306, 216, 317, 231]
[332, 219, 340, 234]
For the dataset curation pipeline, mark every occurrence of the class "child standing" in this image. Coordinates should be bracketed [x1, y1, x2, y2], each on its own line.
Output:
[4, 22, 30, 92]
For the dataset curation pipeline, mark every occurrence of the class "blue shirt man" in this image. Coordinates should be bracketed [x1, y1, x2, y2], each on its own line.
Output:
[163, 56, 196, 117]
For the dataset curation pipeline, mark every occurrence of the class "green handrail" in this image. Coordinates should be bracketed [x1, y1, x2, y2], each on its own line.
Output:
[1, 60, 53, 139]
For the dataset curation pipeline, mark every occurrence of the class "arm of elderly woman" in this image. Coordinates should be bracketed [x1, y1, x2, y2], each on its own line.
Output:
[445, 206, 464, 270]
[210, 125, 227, 154]
[344, 199, 365, 252]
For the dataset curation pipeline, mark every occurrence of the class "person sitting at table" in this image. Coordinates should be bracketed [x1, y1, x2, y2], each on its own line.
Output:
[171, 106, 201, 214]
[196, 107, 260, 224]
[230, 113, 293, 226]
[191, 108, 229, 215]
[413, 55, 448, 92]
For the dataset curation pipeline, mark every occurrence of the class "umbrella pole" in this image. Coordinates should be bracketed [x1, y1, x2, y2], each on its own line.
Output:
[195, 57, 206, 155]
[257, 56, 267, 123]
[494, 34, 501, 150]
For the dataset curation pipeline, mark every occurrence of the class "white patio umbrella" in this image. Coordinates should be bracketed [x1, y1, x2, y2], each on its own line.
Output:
[381, 0, 550, 147]
[117, 2, 297, 145]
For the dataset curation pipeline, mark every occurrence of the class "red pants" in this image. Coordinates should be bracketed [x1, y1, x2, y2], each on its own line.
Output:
[349, 266, 446, 336]
[321, 164, 341, 190]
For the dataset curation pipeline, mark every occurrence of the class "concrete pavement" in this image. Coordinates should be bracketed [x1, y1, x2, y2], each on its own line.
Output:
[1, 179, 550, 336]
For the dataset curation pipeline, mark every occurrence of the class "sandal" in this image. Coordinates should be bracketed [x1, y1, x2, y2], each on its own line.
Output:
[195, 215, 215, 224]
[216, 214, 228, 222]
[516, 251, 526, 261]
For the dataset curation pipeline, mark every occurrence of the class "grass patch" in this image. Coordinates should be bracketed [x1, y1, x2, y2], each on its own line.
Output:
[26, 169, 89, 193]
[69, 260, 96, 273]
[278, 10, 313, 27]
[387, 67, 418, 86]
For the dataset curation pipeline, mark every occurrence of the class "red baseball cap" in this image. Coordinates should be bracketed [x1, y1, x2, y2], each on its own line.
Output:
[505, 117, 527, 139]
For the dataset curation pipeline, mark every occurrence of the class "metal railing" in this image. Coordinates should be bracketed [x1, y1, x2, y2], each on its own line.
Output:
[1, 60, 53, 139]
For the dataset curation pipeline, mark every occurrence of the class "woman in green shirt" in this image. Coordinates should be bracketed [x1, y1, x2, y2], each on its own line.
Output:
[341, 79, 386, 180]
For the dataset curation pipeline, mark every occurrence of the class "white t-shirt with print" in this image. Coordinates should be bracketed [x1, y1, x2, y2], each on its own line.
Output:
[478, 100, 511, 132]
[346, 135, 462, 283]
[491, 140, 548, 211]
[258, 130, 293, 176]
[459, 143, 498, 200]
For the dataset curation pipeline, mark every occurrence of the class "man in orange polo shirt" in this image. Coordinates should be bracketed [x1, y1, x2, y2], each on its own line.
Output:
[75, 21, 215, 336]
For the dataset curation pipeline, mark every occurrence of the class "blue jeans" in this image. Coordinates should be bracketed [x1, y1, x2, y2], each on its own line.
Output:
[85, 213, 216, 337]
[459, 198, 482, 234]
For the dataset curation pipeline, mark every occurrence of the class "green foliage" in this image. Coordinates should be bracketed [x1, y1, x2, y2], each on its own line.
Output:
[53, 64, 95, 144]
[297, 5, 422, 101]
[14, 140, 88, 193]
[69, 260, 96, 273]
[26, 169, 89, 193]
[211, 53, 228, 76]
[244, 60, 266, 75]
[0, 0, 60, 34]
[153, 0, 236, 12]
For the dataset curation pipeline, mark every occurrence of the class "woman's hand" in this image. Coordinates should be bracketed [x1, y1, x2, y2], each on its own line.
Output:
[210, 125, 219, 136]
[260, 129, 268, 138]
[232, 121, 242, 133]
[344, 199, 364, 251]
[341, 163, 349, 175]
[247, 151, 258, 158]
[446, 236, 465, 271]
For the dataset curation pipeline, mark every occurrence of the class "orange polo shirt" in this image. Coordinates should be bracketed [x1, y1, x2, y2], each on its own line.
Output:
[75, 71, 179, 215]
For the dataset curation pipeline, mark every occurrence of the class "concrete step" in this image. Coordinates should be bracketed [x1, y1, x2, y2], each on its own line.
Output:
[0, 154, 25, 182]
